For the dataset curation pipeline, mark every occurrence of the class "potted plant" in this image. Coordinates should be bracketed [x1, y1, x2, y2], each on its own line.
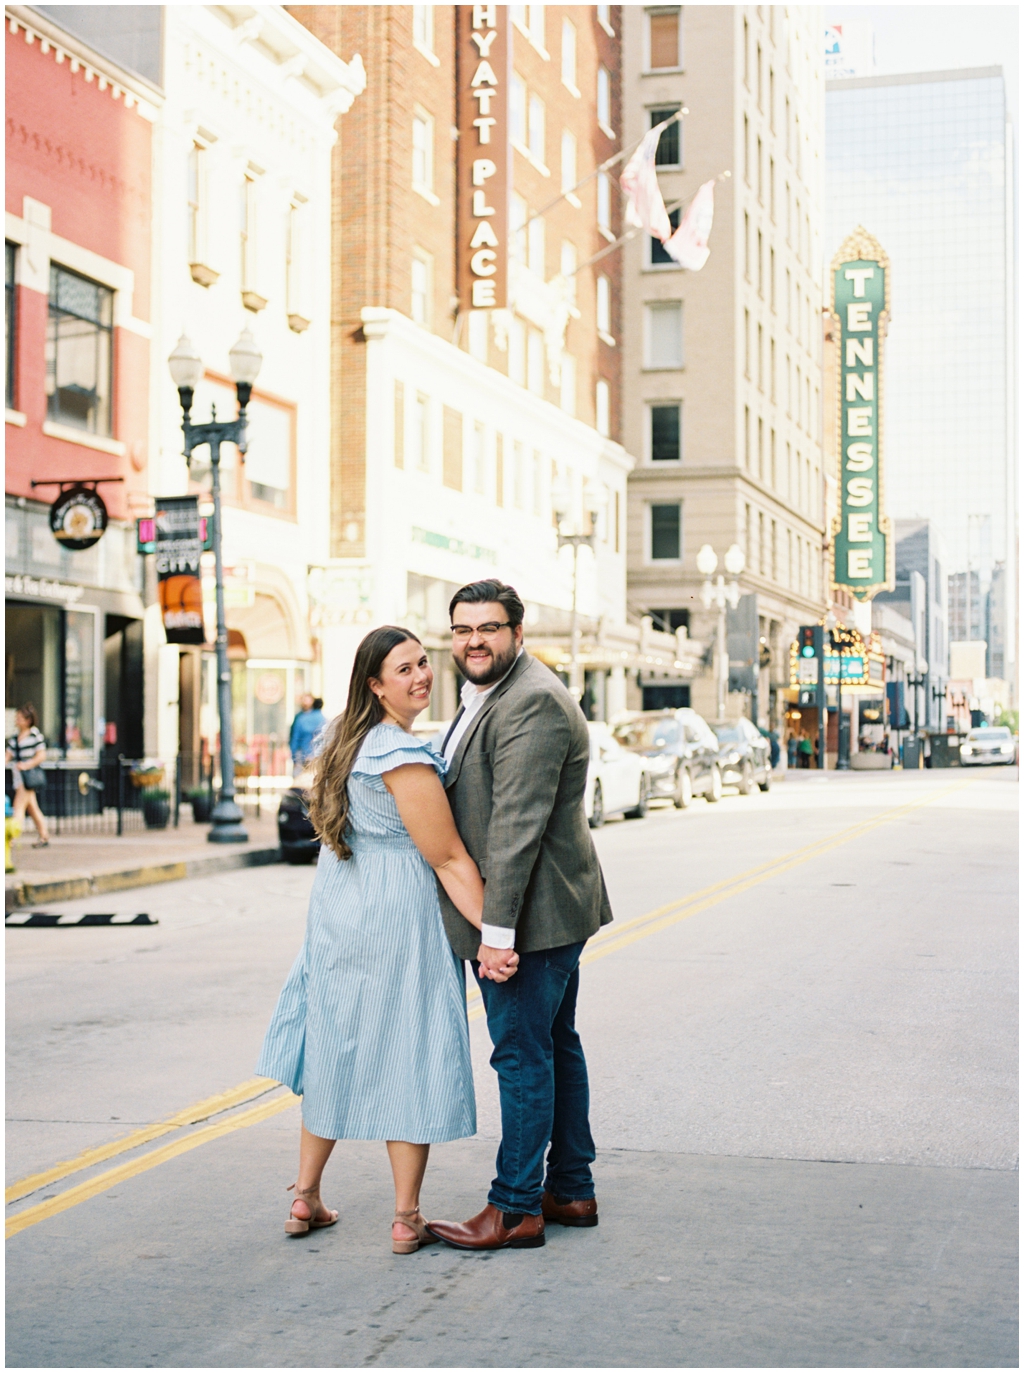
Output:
[141, 787, 171, 829]
[130, 762, 165, 790]
[186, 787, 214, 823]
[233, 758, 256, 782]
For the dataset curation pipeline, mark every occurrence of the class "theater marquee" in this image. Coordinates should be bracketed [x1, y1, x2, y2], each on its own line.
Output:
[456, 4, 509, 311]
[830, 227, 894, 600]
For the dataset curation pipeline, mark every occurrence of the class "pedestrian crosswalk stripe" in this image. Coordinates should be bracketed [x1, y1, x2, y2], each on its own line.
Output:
[5, 1092, 299, 1239]
[5, 1077, 279, 1205]
[6, 779, 970, 1238]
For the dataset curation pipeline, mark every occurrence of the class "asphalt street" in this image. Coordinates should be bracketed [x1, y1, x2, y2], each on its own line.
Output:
[6, 767, 1018, 1367]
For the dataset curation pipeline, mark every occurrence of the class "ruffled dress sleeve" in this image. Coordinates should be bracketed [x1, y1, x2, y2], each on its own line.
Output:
[349, 724, 448, 793]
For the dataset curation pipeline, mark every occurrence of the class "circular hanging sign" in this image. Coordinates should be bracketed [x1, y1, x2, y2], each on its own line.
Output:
[254, 672, 285, 706]
[49, 486, 108, 551]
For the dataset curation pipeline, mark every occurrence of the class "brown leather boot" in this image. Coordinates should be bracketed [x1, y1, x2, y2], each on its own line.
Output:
[425, 1203, 545, 1251]
[542, 1191, 599, 1228]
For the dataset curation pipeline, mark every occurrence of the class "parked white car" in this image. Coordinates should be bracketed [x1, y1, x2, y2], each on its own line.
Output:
[585, 724, 649, 827]
[960, 727, 1018, 766]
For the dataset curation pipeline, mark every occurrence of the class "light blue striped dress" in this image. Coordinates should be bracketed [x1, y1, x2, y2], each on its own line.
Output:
[256, 724, 476, 1143]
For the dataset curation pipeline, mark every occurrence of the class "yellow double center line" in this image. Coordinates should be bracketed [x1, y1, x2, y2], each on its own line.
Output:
[8, 779, 967, 1237]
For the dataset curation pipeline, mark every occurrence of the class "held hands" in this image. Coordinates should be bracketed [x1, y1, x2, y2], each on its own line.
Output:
[477, 944, 519, 982]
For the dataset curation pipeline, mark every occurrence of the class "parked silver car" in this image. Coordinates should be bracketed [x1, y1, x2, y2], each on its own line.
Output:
[611, 709, 722, 808]
[710, 718, 772, 793]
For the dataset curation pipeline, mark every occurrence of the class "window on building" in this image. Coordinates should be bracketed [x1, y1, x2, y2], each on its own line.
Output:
[412, 110, 434, 196]
[471, 421, 487, 494]
[743, 115, 750, 184]
[596, 5, 613, 35]
[648, 8, 680, 69]
[561, 241, 578, 302]
[596, 274, 611, 336]
[46, 265, 113, 434]
[511, 4, 527, 28]
[650, 503, 681, 560]
[596, 378, 610, 436]
[527, 5, 545, 49]
[393, 380, 404, 468]
[560, 353, 576, 415]
[245, 393, 294, 509]
[528, 93, 546, 164]
[510, 193, 527, 262]
[412, 5, 434, 56]
[411, 250, 432, 326]
[597, 66, 612, 132]
[527, 328, 545, 395]
[743, 17, 749, 85]
[509, 316, 526, 386]
[443, 405, 463, 491]
[467, 309, 488, 361]
[650, 106, 681, 166]
[532, 450, 543, 515]
[285, 197, 310, 329]
[756, 43, 763, 108]
[412, 392, 430, 471]
[239, 171, 262, 304]
[513, 440, 525, 507]
[744, 309, 751, 377]
[744, 406, 751, 467]
[511, 74, 527, 146]
[597, 171, 612, 237]
[769, 247, 776, 311]
[561, 129, 577, 194]
[757, 230, 763, 294]
[528, 216, 545, 278]
[645, 302, 682, 367]
[187, 142, 204, 265]
[650, 403, 681, 461]
[561, 18, 577, 90]
[5, 241, 16, 410]
[650, 208, 681, 266]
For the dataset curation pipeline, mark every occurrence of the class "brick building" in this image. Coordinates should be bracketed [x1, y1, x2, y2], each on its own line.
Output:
[5, 5, 158, 769]
[290, 4, 657, 721]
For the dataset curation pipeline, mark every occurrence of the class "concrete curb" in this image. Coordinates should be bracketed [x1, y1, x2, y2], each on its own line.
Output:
[5, 846, 282, 912]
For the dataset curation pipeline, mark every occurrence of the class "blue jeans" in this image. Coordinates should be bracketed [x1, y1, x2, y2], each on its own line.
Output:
[473, 941, 596, 1215]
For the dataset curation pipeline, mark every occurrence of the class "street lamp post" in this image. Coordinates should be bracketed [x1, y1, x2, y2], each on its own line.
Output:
[167, 331, 263, 844]
[553, 480, 607, 700]
[907, 660, 928, 738]
[697, 543, 745, 719]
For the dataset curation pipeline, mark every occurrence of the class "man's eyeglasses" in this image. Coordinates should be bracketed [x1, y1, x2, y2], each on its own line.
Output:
[450, 621, 512, 641]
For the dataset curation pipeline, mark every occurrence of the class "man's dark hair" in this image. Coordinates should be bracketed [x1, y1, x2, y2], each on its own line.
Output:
[312, 697, 324, 711]
[449, 579, 525, 629]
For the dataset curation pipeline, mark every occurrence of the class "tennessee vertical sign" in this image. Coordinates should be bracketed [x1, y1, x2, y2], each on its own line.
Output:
[457, 4, 509, 311]
[830, 228, 894, 600]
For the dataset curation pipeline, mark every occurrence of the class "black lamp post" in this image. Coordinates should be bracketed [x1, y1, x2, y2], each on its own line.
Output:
[167, 330, 262, 843]
[906, 661, 928, 737]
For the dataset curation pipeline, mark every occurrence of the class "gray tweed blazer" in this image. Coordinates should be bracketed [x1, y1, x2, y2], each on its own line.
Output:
[438, 651, 614, 959]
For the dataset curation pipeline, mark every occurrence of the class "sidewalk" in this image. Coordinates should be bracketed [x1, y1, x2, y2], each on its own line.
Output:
[5, 809, 283, 911]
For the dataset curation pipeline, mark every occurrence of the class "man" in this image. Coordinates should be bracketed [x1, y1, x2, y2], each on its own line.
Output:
[426, 579, 613, 1252]
[289, 695, 327, 775]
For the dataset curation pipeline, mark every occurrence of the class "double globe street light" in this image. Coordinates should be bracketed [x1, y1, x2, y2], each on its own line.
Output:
[167, 330, 263, 844]
[552, 478, 608, 701]
[697, 542, 746, 720]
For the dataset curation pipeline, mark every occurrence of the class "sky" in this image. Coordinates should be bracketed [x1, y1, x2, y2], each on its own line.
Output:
[824, 5, 1019, 117]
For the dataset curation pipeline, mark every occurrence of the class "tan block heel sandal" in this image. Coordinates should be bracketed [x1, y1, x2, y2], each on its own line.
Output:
[285, 1183, 339, 1236]
[392, 1207, 439, 1254]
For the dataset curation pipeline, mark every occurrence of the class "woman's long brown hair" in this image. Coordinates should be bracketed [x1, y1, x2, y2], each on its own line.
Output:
[307, 626, 422, 860]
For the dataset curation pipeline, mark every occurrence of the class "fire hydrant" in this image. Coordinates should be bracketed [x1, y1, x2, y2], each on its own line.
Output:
[5, 796, 20, 874]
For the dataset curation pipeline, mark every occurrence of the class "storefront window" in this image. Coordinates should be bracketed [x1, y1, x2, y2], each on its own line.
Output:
[5, 603, 61, 751]
[64, 610, 96, 756]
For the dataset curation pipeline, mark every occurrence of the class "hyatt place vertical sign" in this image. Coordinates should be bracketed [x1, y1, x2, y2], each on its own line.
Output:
[457, 4, 509, 311]
[830, 228, 894, 601]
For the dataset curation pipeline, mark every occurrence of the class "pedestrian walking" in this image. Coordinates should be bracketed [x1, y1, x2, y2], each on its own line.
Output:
[425, 579, 612, 1252]
[257, 627, 517, 1252]
[5, 705, 50, 848]
[288, 695, 328, 776]
[798, 735, 813, 769]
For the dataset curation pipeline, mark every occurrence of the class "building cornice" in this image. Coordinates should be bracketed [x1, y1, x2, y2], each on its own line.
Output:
[9, 7, 163, 118]
[827, 66, 1003, 93]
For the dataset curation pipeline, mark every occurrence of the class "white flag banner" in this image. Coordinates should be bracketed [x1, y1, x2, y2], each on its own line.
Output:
[663, 179, 716, 271]
[619, 121, 672, 242]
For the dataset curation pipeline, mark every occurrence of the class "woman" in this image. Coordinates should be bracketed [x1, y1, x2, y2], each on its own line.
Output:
[257, 626, 516, 1252]
[6, 704, 50, 848]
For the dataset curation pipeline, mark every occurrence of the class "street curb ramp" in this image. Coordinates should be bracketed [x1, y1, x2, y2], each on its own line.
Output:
[5, 846, 282, 912]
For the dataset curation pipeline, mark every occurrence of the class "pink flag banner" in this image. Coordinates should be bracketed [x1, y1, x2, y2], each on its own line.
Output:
[619, 121, 672, 242]
[664, 180, 716, 270]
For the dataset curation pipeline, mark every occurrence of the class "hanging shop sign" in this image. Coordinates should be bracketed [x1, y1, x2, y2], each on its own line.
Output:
[829, 227, 895, 601]
[153, 495, 205, 645]
[456, 3, 509, 311]
[49, 485, 108, 551]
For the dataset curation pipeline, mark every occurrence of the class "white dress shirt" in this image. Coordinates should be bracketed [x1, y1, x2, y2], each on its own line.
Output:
[443, 650, 522, 951]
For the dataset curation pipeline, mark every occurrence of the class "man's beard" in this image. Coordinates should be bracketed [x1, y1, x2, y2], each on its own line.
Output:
[454, 638, 518, 686]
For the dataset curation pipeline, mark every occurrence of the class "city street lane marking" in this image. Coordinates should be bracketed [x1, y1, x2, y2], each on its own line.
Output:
[5, 1077, 280, 1204]
[582, 781, 970, 967]
[6, 1091, 298, 1239]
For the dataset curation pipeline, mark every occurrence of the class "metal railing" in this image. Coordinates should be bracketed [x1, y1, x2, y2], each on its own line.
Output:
[25, 758, 148, 836]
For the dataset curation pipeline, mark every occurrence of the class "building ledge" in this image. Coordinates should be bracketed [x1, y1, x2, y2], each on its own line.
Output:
[41, 421, 126, 457]
[6, 408, 27, 427]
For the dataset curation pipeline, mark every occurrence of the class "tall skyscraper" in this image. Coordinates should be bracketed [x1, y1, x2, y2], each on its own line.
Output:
[621, 5, 828, 728]
[825, 66, 1016, 700]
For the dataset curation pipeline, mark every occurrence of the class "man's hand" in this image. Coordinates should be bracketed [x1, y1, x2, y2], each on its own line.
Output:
[477, 943, 519, 982]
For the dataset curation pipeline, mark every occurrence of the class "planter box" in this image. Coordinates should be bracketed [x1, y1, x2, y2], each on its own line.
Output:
[851, 752, 891, 770]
